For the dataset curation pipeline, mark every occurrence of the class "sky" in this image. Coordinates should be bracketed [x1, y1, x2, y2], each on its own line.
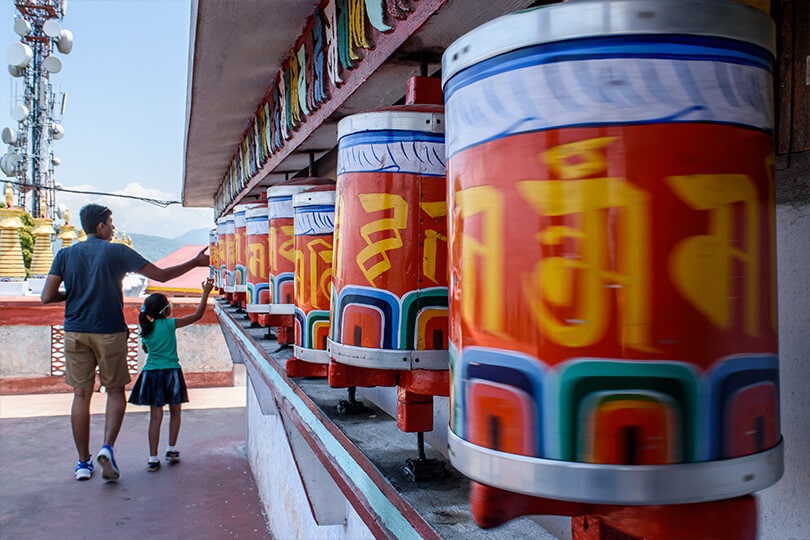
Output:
[0, 0, 214, 237]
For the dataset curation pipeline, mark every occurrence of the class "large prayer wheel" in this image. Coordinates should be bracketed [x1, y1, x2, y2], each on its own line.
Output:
[267, 178, 335, 316]
[218, 214, 235, 294]
[443, 0, 781, 506]
[233, 203, 263, 297]
[208, 227, 219, 287]
[291, 184, 337, 373]
[328, 106, 449, 373]
[245, 204, 270, 320]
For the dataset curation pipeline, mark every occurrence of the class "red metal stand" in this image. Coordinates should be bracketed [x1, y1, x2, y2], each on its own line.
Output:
[256, 313, 295, 344]
[396, 370, 449, 432]
[285, 358, 328, 378]
[470, 482, 757, 540]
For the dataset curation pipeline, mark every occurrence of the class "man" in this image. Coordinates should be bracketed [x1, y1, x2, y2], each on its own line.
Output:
[41, 203, 210, 482]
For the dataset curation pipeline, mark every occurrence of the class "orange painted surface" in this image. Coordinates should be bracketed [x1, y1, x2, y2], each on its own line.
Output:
[471, 482, 757, 539]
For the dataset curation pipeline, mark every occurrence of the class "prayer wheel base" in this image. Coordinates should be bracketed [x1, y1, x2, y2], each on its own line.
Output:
[471, 482, 757, 539]
[327, 361, 398, 389]
[285, 358, 328, 378]
[256, 313, 294, 329]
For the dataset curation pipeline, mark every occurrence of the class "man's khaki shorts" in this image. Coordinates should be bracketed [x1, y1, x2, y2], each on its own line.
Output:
[64, 332, 131, 389]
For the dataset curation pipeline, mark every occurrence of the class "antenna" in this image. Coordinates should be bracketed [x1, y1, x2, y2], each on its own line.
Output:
[3, 0, 72, 219]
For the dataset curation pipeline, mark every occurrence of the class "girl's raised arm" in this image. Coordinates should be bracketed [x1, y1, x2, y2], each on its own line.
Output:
[175, 277, 215, 329]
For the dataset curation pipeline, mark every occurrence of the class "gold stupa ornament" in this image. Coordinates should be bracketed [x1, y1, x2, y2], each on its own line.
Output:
[57, 207, 77, 248]
[0, 183, 26, 281]
[30, 215, 56, 278]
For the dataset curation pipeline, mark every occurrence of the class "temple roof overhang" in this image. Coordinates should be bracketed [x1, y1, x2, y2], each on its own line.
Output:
[182, 0, 538, 211]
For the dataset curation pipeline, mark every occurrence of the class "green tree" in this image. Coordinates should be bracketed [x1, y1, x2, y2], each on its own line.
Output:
[19, 211, 34, 276]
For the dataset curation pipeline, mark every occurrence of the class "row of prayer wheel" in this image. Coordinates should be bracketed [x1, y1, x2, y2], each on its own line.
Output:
[210, 1, 781, 535]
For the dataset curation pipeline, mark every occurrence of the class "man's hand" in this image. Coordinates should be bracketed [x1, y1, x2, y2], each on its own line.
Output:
[193, 246, 210, 267]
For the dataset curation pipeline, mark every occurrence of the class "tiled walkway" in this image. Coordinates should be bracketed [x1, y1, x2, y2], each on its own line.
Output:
[0, 387, 271, 539]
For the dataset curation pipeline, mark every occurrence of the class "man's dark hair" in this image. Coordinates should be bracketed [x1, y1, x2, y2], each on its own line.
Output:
[79, 204, 112, 234]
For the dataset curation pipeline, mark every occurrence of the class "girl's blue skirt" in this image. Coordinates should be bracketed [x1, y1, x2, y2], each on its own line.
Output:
[129, 368, 189, 407]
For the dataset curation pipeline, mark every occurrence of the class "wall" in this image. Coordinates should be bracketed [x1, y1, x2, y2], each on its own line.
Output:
[0, 325, 51, 377]
[0, 297, 235, 393]
[758, 201, 810, 540]
[245, 377, 375, 540]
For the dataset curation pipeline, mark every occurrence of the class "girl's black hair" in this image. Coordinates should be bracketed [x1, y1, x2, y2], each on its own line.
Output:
[139, 293, 170, 352]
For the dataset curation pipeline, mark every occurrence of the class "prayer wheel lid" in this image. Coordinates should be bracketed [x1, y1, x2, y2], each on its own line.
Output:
[217, 214, 234, 224]
[293, 184, 337, 208]
[266, 177, 335, 198]
[246, 205, 268, 218]
[234, 202, 265, 214]
[442, 0, 775, 87]
[338, 105, 444, 140]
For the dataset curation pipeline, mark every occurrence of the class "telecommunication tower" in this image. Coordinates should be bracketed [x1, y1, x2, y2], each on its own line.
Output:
[2, 0, 71, 219]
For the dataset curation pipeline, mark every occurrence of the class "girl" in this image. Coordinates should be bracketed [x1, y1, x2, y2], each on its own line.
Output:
[129, 277, 214, 471]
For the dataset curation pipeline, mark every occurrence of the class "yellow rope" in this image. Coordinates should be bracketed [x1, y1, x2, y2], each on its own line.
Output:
[349, 0, 369, 60]
[288, 49, 302, 126]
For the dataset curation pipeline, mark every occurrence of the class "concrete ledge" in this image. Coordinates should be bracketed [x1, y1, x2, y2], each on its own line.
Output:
[0, 371, 233, 396]
[215, 300, 555, 539]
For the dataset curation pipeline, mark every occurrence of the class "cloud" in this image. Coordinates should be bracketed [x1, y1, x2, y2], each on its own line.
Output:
[56, 182, 213, 238]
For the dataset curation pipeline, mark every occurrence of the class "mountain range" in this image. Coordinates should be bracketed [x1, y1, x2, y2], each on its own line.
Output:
[127, 228, 210, 262]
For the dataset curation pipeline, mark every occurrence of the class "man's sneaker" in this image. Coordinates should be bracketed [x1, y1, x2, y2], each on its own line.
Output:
[147, 460, 161, 472]
[74, 459, 94, 481]
[165, 450, 180, 463]
[97, 445, 120, 480]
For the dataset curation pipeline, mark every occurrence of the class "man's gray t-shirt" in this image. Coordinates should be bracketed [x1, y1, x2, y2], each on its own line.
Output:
[49, 236, 150, 333]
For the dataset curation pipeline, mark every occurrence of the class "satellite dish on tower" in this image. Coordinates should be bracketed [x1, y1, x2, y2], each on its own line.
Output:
[43, 56, 62, 74]
[7, 42, 32, 68]
[0, 153, 19, 176]
[11, 105, 29, 122]
[43, 20, 61, 38]
[7, 64, 24, 78]
[51, 124, 64, 139]
[13, 17, 31, 37]
[56, 29, 73, 54]
[52, 155, 61, 166]
[2, 128, 17, 145]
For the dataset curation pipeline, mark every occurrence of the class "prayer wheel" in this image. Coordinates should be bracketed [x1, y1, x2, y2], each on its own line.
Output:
[288, 184, 337, 377]
[263, 178, 335, 342]
[245, 204, 270, 322]
[219, 214, 235, 297]
[209, 227, 219, 288]
[441, 0, 781, 529]
[233, 202, 264, 308]
[327, 103, 449, 395]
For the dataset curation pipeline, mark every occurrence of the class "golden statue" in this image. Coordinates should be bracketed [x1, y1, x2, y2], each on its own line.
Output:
[4, 182, 13, 208]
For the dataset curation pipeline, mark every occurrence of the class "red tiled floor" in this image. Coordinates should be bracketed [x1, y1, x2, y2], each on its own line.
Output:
[0, 392, 271, 539]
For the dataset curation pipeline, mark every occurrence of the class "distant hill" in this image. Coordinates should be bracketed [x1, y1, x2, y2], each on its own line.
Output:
[128, 228, 209, 262]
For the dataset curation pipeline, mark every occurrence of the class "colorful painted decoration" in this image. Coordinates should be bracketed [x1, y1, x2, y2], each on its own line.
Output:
[214, 0, 416, 215]
[245, 204, 270, 312]
[442, 0, 780, 506]
[328, 106, 449, 371]
[293, 186, 337, 367]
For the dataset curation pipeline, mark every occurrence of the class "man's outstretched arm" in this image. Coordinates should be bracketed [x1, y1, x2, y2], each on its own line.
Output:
[137, 246, 210, 283]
